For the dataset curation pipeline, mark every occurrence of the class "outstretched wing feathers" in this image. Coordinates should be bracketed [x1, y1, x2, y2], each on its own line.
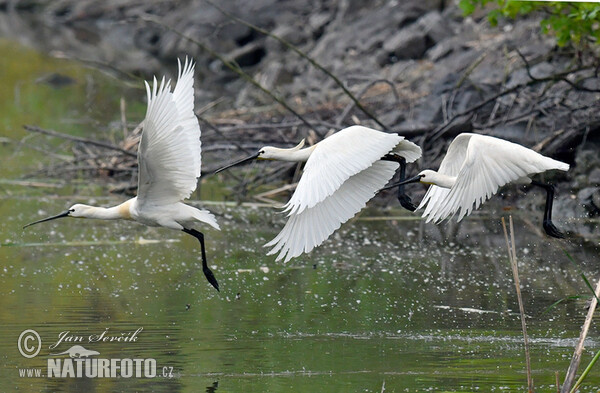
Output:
[266, 126, 422, 262]
[284, 126, 403, 215]
[137, 58, 201, 206]
[417, 133, 471, 218]
[420, 133, 569, 223]
[266, 160, 399, 262]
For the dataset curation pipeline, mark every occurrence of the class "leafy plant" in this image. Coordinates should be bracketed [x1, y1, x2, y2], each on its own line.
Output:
[459, 0, 600, 47]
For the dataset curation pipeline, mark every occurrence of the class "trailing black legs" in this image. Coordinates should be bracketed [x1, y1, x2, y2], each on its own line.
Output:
[182, 228, 220, 291]
[531, 180, 565, 239]
[382, 154, 417, 211]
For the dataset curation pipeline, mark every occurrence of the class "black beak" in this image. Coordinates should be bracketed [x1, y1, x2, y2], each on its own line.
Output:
[23, 210, 70, 229]
[214, 152, 260, 174]
[381, 174, 423, 191]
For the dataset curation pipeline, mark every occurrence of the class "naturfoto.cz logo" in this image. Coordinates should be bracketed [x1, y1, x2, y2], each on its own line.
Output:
[17, 328, 175, 379]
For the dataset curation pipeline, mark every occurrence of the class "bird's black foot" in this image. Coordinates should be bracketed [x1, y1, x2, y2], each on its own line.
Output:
[182, 227, 220, 292]
[543, 220, 565, 239]
[203, 266, 220, 292]
[398, 193, 417, 212]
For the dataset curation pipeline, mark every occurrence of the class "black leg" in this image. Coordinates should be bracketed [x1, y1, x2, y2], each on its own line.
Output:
[382, 154, 417, 211]
[182, 228, 220, 291]
[531, 180, 565, 239]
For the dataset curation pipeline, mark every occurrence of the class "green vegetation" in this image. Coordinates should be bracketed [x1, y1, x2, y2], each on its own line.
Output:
[459, 1, 600, 47]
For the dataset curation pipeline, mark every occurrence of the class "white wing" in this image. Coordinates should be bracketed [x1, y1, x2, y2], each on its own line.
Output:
[285, 125, 402, 215]
[137, 58, 201, 206]
[422, 133, 569, 223]
[417, 133, 472, 219]
[265, 160, 399, 262]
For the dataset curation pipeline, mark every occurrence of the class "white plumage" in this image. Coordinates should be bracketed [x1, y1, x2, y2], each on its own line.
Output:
[216, 125, 422, 262]
[24, 58, 222, 291]
[266, 160, 399, 261]
[137, 59, 203, 207]
[388, 132, 569, 238]
[417, 133, 568, 222]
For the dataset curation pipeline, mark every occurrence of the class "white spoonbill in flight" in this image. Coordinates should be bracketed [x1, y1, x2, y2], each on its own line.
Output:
[24, 58, 221, 291]
[384, 133, 569, 238]
[215, 125, 422, 261]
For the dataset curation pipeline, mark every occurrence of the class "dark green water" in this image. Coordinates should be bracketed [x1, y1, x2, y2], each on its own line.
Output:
[1, 39, 599, 392]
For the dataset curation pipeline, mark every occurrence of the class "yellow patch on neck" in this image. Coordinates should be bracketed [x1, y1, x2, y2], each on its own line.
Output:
[118, 200, 132, 219]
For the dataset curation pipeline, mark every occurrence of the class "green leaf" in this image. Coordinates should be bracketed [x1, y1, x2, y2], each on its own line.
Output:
[541, 295, 587, 315]
[459, 0, 476, 15]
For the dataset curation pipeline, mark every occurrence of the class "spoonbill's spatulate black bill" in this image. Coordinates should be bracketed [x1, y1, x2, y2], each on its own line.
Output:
[381, 174, 423, 191]
[23, 210, 71, 229]
[213, 152, 261, 174]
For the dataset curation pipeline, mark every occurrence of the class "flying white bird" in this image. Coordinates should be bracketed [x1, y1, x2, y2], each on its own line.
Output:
[215, 125, 422, 261]
[24, 58, 221, 291]
[384, 133, 569, 238]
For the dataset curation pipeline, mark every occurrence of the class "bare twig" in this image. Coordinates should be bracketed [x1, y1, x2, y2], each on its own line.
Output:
[23, 125, 137, 157]
[426, 64, 595, 147]
[561, 276, 600, 393]
[501, 216, 534, 393]
[140, 14, 322, 137]
[516, 49, 600, 93]
[120, 97, 128, 139]
[203, 0, 389, 130]
[335, 79, 399, 128]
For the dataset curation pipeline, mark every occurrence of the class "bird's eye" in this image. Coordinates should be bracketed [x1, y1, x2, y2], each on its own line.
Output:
[259, 150, 265, 155]
[69, 209, 75, 213]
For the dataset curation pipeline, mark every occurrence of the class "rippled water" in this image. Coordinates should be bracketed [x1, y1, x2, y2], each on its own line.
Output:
[1, 39, 599, 392]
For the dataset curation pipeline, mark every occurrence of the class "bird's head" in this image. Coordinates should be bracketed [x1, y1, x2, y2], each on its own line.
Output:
[23, 204, 93, 229]
[258, 139, 305, 161]
[386, 170, 454, 189]
[214, 139, 306, 173]
[415, 170, 436, 185]
[67, 204, 96, 218]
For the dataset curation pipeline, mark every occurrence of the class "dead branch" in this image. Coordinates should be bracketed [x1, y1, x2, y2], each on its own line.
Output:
[23, 125, 137, 157]
[561, 277, 600, 393]
[140, 14, 324, 138]
[204, 0, 389, 131]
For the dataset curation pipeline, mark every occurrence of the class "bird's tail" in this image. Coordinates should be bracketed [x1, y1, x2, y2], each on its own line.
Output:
[192, 209, 220, 230]
[549, 158, 570, 172]
[394, 138, 422, 163]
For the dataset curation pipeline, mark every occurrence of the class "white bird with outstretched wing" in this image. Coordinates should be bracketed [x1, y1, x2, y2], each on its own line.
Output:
[24, 58, 222, 292]
[214, 125, 421, 262]
[388, 133, 569, 238]
[137, 58, 202, 207]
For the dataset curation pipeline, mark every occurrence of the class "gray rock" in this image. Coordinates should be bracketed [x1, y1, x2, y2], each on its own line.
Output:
[578, 187, 597, 201]
[379, 109, 406, 128]
[577, 187, 600, 216]
[383, 27, 427, 61]
[417, 11, 453, 44]
[308, 12, 331, 37]
[589, 168, 600, 185]
[427, 37, 463, 61]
